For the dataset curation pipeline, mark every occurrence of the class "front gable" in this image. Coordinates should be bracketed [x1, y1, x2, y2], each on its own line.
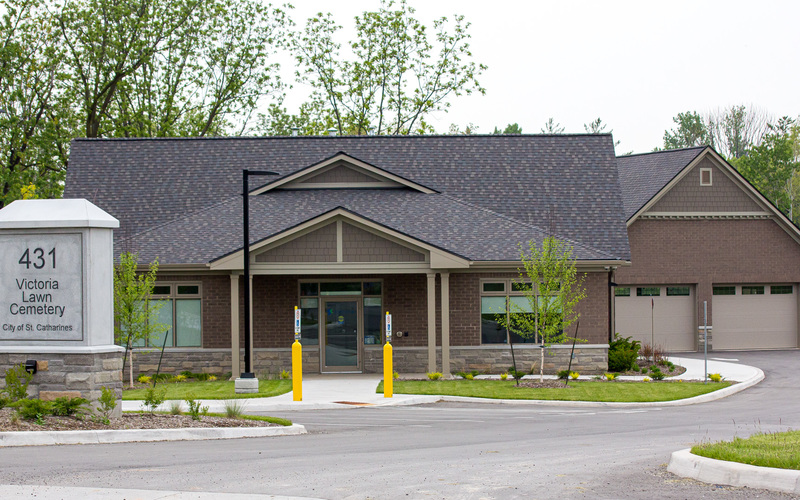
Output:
[250, 152, 436, 194]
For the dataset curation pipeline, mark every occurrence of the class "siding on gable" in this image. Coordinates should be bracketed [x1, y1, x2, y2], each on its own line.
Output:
[255, 223, 337, 263]
[342, 222, 425, 262]
[647, 157, 763, 213]
[298, 163, 380, 184]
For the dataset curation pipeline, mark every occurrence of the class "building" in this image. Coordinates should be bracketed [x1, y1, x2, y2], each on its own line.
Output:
[614, 146, 800, 351]
[65, 134, 629, 376]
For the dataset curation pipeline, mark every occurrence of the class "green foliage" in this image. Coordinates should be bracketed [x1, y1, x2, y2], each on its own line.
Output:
[12, 398, 52, 421]
[604, 373, 615, 381]
[51, 396, 89, 417]
[631, 363, 640, 372]
[137, 375, 152, 384]
[540, 117, 564, 134]
[96, 386, 117, 424]
[169, 400, 183, 415]
[691, 430, 800, 470]
[663, 111, 712, 149]
[556, 369, 570, 380]
[492, 123, 522, 134]
[278, 0, 485, 136]
[496, 237, 586, 346]
[279, 370, 290, 380]
[393, 371, 400, 380]
[427, 372, 443, 380]
[142, 386, 167, 414]
[500, 373, 508, 381]
[508, 368, 526, 381]
[185, 394, 208, 421]
[569, 371, 580, 380]
[608, 334, 641, 372]
[3, 364, 33, 402]
[708, 373, 723, 383]
[649, 368, 665, 381]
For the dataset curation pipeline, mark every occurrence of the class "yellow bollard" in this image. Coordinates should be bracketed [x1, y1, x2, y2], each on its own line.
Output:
[383, 341, 393, 398]
[292, 338, 302, 401]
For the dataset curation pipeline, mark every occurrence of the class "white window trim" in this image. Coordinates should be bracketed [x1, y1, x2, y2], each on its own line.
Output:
[700, 167, 713, 186]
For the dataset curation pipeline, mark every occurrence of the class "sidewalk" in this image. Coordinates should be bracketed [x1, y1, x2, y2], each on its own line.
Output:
[120, 355, 764, 414]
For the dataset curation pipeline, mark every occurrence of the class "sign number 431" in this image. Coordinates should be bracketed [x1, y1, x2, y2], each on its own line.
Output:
[18, 247, 56, 270]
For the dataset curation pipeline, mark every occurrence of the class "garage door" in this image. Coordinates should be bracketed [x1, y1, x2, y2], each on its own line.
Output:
[615, 285, 695, 351]
[712, 284, 798, 350]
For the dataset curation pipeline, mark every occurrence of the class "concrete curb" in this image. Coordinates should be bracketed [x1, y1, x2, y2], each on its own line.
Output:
[0, 423, 306, 447]
[668, 448, 800, 494]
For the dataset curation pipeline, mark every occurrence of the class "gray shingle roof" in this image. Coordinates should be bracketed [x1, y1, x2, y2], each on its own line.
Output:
[65, 135, 631, 263]
[616, 147, 706, 220]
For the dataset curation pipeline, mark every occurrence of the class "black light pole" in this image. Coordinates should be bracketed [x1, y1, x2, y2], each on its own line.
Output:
[242, 169, 278, 377]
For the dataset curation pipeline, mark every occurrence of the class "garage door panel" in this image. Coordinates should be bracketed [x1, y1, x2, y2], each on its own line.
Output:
[615, 286, 695, 352]
[713, 287, 797, 350]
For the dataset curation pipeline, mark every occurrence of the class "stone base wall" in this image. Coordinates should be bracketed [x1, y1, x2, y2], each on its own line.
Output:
[127, 345, 608, 377]
[0, 350, 123, 417]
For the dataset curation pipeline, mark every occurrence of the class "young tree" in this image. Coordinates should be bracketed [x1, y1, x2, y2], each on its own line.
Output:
[496, 236, 586, 381]
[114, 252, 166, 387]
[285, 0, 486, 136]
[493, 123, 522, 134]
[540, 117, 564, 134]
[707, 105, 771, 159]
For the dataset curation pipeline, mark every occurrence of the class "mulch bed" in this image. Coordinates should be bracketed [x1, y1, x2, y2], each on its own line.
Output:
[0, 407, 277, 432]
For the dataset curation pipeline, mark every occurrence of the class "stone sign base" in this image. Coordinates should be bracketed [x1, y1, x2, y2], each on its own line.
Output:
[0, 348, 123, 417]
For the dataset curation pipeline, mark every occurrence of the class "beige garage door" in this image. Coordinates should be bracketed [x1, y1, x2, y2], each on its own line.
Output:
[712, 284, 798, 350]
[615, 285, 695, 351]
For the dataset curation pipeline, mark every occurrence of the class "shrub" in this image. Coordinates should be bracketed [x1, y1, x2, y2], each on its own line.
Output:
[640, 344, 654, 363]
[500, 373, 508, 381]
[708, 373, 723, 383]
[185, 394, 208, 421]
[427, 372, 443, 380]
[136, 374, 152, 384]
[631, 363, 640, 372]
[224, 399, 246, 418]
[605, 373, 615, 381]
[173, 374, 187, 382]
[393, 371, 400, 380]
[556, 369, 570, 380]
[3, 364, 32, 402]
[169, 401, 183, 415]
[508, 369, 526, 381]
[142, 386, 167, 414]
[569, 371, 580, 380]
[465, 373, 474, 380]
[96, 386, 117, 424]
[208, 375, 217, 381]
[643, 376, 651, 382]
[152, 373, 171, 382]
[608, 334, 641, 372]
[279, 370, 290, 380]
[650, 368, 665, 381]
[180, 370, 194, 378]
[0, 396, 9, 409]
[195, 373, 213, 381]
[13, 398, 52, 421]
[51, 397, 90, 417]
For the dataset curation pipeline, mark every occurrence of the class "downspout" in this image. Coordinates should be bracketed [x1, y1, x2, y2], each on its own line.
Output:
[608, 267, 617, 343]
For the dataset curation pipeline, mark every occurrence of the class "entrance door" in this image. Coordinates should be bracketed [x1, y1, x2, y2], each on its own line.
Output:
[321, 299, 361, 372]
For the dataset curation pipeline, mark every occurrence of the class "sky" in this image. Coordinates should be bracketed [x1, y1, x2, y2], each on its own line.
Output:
[283, 0, 800, 154]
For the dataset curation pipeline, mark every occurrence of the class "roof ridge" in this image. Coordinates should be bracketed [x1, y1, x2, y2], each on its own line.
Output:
[73, 133, 613, 142]
[619, 146, 707, 159]
[437, 193, 616, 259]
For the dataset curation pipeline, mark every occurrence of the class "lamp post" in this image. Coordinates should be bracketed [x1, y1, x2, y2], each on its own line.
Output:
[241, 169, 278, 379]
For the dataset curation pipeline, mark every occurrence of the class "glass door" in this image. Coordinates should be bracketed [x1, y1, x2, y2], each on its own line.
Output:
[321, 298, 361, 372]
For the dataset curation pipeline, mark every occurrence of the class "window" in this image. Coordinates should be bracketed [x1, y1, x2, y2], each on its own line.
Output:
[480, 279, 557, 344]
[771, 285, 793, 295]
[700, 167, 712, 186]
[741, 286, 764, 295]
[713, 286, 736, 296]
[614, 287, 630, 297]
[134, 283, 202, 347]
[637, 287, 660, 297]
[666, 286, 690, 296]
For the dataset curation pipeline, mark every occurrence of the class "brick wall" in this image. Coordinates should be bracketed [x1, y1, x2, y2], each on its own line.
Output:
[616, 218, 800, 325]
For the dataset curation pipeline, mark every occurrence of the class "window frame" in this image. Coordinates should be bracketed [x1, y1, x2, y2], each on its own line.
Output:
[479, 278, 553, 345]
[700, 167, 713, 186]
[143, 281, 203, 348]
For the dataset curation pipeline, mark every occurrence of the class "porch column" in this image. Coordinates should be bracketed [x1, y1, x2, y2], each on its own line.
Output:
[230, 273, 240, 378]
[427, 272, 437, 373]
[441, 272, 450, 376]
[249, 274, 254, 368]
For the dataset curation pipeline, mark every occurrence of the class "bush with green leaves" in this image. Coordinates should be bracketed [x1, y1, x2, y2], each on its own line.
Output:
[51, 397, 90, 417]
[142, 386, 167, 414]
[96, 386, 117, 424]
[608, 334, 641, 372]
[507, 367, 526, 381]
[649, 368, 665, 380]
[3, 364, 33, 402]
[185, 394, 209, 421]
[12, 398, 52, 421]
[427, 372, 443, 380]
[556, 369, 570, 380]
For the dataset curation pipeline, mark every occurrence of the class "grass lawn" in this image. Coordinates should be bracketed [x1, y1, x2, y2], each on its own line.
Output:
[691, 430, 800, 470]
[377, 379, 731, 402]
[123, 379, 292, 400]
